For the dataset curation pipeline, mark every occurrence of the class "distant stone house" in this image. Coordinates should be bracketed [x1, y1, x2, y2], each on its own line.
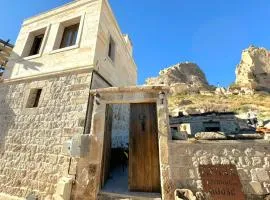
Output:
[170, 112, 240, 138]
[0, 0, 136, 199]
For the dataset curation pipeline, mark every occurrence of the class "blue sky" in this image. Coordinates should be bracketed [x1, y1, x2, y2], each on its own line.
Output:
[2, 0, 270, 86]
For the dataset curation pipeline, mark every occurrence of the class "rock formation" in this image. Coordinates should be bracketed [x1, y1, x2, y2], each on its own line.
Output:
[235, 46, 270, 91]
[146, 62, 210, 93]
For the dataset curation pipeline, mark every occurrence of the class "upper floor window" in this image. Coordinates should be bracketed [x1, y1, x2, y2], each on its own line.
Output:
[60, 24, 79, 48]
[108, 37, 116, 61]
[22, 27, 46, 57]
[29, 34, 44, 56]
[53, 16, 82, 51]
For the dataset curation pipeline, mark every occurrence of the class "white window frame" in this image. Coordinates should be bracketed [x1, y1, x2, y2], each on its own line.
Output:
[50, 13, 85, 54]
[22, 25, 51, 60]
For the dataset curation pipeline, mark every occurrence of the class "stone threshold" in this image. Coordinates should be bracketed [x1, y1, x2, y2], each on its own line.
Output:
[98, 191, 162, 200]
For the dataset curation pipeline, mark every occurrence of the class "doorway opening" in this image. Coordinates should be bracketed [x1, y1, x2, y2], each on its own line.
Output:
[101, 104, 130, 193]
[100, 103, 161, 195]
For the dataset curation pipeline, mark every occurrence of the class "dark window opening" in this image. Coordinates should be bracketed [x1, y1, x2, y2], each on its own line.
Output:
[203, 121, 221, 132]
[29, 34, 44, 56]
[60, 24, 79, 48]
[171, 127, 178, 132]
[26, 89, 42, 108]
[108, 37, 116, 61]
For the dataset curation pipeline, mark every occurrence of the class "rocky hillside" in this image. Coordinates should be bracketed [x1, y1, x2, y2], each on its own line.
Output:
[146, 62, 211, 93]
[168, 92, 270, 121]
[235, 46, 270, 91]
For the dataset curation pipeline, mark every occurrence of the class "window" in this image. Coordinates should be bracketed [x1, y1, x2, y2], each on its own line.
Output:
[29, 34, 44, 56]
[60, 24, 79, 48]
[22, 27, 46, 57]
[203, 121, 221, 132]
[108, 37, 116, 61]
[171, 127, 178, 133]
[26, 89, 42, 108]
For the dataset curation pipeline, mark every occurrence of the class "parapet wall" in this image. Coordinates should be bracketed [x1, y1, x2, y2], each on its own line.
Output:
[169, 140, 270, 199]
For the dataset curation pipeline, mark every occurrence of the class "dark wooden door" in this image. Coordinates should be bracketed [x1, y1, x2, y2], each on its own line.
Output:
[129, 103, 161, 192]
[101, 104, 113, 188]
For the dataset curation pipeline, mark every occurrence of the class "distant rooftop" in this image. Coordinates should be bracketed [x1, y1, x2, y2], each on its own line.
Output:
[171, 111, 236, 118]
[0, 39, 14, 48]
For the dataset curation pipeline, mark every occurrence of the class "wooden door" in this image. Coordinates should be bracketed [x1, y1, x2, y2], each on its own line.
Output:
[129, 103, 161, 192]
[101, 104, 113, 188]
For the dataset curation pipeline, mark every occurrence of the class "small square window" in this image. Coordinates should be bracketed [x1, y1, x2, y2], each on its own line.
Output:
[108, 37, 116, 61]
[29, 34, 44, 56]
[60, 24, 79, 49]
[22, 28, 46, 57]
[26, 89, 42, 108]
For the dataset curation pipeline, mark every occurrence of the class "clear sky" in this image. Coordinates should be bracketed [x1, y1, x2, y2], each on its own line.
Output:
[2, 0, 270, 86]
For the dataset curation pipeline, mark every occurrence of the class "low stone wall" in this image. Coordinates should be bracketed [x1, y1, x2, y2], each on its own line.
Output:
[169, 140, 270, 199]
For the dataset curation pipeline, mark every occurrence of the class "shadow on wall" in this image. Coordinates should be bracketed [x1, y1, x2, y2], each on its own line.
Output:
[0, 50, 43, 154]
[0, 84, 15, 154]
[4, 51, 43, 78]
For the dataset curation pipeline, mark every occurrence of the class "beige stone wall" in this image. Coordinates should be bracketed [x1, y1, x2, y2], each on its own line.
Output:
[111, 104, 130, 148]
[169, 140, 270, 199]
[0, 72, 92, 199]
[4, 0, 101, 79]
[93, 0, 137, 86]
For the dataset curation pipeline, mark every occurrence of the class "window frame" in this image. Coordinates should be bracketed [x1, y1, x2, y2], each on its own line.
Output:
[50, 14, 85, 54]
[22, 25, 50, 59]
[29, 34, 45, 56]
[108, 36, 116, 62]
[60, 23, 79, 49]
[25, 88, 43, 108]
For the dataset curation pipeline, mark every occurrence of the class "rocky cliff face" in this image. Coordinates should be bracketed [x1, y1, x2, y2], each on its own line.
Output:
[146, 62, 210, 93]
[235, 46, 270, 91]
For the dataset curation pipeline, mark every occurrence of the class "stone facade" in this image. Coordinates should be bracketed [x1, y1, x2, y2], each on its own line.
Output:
[0, 0, 137, 199]
[169, 140, 270, 199]
[111, 104, 130, 148]
[4, 0, 137, 86]
[0, 72, 91, 199]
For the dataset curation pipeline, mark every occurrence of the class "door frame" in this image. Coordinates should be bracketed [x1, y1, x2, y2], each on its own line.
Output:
[87, 87, 171, 200]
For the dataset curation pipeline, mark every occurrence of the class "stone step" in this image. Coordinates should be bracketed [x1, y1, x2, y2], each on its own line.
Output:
[98, 191, 162, 200]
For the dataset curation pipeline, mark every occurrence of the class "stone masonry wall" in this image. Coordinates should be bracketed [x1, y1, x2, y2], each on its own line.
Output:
[0, 72, 91, 199]
[169, 140, 270, 199]
[111, 104, 130, 148]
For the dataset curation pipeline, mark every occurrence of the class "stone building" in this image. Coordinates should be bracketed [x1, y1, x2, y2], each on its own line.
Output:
[170, 112, 240, 138]
[0, 0, 137, 199]
[0, 39, 13, 77]
[1, 0, 270, 200]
